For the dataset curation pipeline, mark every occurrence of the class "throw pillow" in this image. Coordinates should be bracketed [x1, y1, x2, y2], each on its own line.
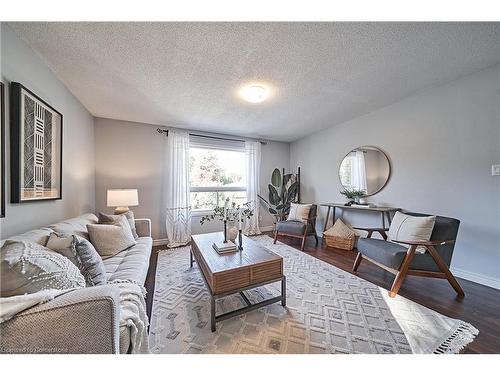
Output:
[99, 211, 138, 239]
[388, 211, 436, 253]
[87, 215, 137, 259]
[0, 240, 86, 297]
[287, 203, 312, 223]
[46, 232, 107, 286]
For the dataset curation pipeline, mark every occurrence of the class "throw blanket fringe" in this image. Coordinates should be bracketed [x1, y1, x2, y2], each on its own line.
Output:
[433, 322, 479, 354]
[109, 279, 150, 354]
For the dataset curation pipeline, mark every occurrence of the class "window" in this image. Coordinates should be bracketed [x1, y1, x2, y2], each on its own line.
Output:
[189, 144, 247, 211]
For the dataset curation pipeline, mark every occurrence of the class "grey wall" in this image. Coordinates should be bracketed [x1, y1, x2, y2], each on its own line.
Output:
[0, 24, 95, 239]
[291, 64, 500, 288]
[94, 117, 290, 240]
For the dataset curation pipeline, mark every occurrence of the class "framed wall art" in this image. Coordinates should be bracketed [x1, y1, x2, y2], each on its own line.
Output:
[10, 82, 63, 203]
[1, 81, 5, 217]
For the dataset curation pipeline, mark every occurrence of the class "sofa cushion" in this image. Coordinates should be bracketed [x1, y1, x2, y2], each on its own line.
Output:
[47, 214, 98, 241]
[99, 211, 138, 239]
[277, 220, 310, 236]
[1, 240, 86, 297]
[87, 215, 137, 259]
[287, 203, 312, 223]
[103, 237, 152, 285]
[46, 232, 108, 287]
[388, 211, 436, 253]
[357, 238, 441, 272]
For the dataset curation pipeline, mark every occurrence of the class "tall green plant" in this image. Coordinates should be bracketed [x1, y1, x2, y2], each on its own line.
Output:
[258, 168, 298, 219]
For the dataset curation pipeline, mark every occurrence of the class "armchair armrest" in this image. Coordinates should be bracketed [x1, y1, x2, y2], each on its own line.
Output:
[135, 218, 151, 237]
[392, 239, 455, 246]
[353, 227, 388, 240]
[353, 227, 389, 232]
[0, 285, 121, 354]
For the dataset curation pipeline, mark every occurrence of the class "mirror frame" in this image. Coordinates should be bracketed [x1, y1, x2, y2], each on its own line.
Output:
[338, 145, 391, 197]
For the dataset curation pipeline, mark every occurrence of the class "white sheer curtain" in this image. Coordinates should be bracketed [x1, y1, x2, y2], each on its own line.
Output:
[351, 150, 368, 192]
[244, 141, 261, 235]
[165, 130, 191, 248]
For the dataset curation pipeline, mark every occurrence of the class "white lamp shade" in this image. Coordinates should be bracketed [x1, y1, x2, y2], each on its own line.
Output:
[107, 189, 139, 207]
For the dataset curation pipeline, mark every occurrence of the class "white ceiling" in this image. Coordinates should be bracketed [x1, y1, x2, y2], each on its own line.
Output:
[8, 22, 500, 142]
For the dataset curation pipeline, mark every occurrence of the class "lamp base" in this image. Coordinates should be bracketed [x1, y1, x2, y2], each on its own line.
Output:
[114, 206, 130, 215]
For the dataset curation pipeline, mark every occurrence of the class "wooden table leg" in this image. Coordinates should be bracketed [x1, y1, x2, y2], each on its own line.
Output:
[386, 211, 392, 226]
[281, 276, 287, 307]
[381, 212, 386, 229]
[322, 206, 331, 235]
[190, 249, 193, 268]
[211, 295, 216, 332]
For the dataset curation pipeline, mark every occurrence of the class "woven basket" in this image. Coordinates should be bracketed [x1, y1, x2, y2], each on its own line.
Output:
[324, 234, 357, 250]
[323, 218, 359, 251]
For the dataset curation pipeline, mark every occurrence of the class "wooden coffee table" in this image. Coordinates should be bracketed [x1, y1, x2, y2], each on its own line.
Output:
[190, 232, 286, 332]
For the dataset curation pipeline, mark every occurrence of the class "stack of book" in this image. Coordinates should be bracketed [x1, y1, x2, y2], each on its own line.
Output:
[212, 241, 237, 254]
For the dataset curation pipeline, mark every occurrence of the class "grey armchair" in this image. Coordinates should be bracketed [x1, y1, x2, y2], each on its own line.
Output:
[274, 204, 318, 251]
[352, 212, 464, 298]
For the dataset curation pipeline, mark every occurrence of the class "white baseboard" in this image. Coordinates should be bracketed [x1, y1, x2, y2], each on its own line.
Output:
[259, 226, 274, 232]
[451, 267, 500, 290]
[153, 238, 169, 246]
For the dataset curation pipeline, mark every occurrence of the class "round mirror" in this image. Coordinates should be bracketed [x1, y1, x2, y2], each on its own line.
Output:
[338, 146, 390, 196]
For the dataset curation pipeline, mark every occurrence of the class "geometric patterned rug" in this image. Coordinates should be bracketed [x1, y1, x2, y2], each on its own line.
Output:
[149, 235, 478, 354]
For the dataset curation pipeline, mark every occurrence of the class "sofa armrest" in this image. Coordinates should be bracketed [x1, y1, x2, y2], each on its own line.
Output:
[0, 285, 120, 354]
[135, 218, 151, 237]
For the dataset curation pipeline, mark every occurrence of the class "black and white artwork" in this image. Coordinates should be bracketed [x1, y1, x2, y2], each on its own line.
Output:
[10, 82, 62, 203]
[1, 82, 5, 216]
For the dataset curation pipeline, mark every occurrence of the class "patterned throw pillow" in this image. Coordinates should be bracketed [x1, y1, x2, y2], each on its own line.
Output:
[98, 211, 138, 239]
[46, 232, 107, 286]
[287, 203, 312, 223]
[87, 215, 137, 259]
[0, 240, 86, 297]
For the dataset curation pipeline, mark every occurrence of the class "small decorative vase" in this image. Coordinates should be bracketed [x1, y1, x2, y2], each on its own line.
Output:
[227, 224, 238, 241]
[359, 197, 367, 205]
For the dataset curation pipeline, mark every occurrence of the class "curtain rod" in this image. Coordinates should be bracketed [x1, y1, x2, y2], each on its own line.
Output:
[156, 128, 267, 145]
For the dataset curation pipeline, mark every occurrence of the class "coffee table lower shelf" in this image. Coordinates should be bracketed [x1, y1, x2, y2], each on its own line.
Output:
[190, 250, 286, 332]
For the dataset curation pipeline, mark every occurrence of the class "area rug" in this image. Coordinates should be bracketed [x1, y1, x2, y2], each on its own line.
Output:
[149, 235, 478, 354]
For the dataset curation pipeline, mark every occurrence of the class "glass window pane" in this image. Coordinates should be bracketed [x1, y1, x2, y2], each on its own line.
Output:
[218, 191, 248, 208]
[190, 192, 217, 210]
[189, 147, 246, 188]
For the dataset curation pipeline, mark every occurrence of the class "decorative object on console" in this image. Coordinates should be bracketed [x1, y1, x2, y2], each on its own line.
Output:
[323, 218, 359, 251]
[107, 188, 139, 214]
[0, 82, 4, 217]
[339, 187, 366, 205]
[258, 167, 300, 222]
[353, 211, 464, 298]
[10, 82, 63, 203]
[339, 146, 390, 197]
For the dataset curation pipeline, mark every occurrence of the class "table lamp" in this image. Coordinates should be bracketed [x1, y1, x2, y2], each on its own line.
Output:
[107, 189, 139, 214]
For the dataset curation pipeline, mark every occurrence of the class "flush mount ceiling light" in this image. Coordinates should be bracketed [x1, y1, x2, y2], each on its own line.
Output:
[239, 84, 270, 103]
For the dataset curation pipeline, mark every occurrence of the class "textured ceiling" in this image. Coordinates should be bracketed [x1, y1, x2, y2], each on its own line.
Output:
[8, 22, 500, 142]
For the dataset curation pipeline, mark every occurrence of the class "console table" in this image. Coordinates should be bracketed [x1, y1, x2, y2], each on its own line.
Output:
[320, 203, 400, 234]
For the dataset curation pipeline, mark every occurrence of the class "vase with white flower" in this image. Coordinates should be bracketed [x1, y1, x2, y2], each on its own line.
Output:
[199, 199, 255, 242]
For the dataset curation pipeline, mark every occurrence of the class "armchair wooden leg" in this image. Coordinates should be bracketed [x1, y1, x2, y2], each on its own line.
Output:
[352, 252, 363, 272]
[426, 245, 465, 297]
[389, 245, 417, 297]
[273, 230, 278, 244]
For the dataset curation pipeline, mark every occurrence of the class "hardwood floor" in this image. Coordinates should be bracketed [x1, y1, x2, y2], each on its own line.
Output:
[145, 233, 500, 354]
